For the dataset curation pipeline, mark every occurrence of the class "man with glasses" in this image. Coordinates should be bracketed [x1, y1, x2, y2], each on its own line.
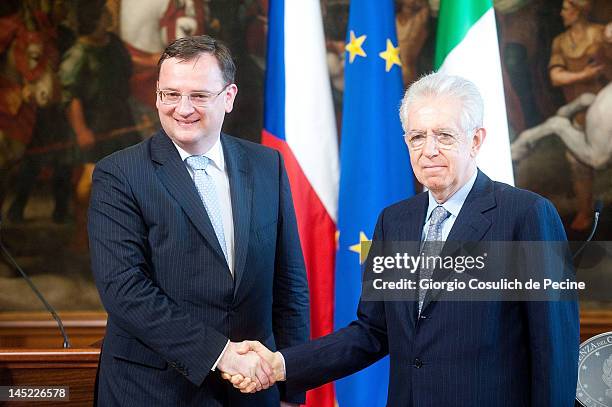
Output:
[88, 35, 308, 406]
[225, 73, 579, 406]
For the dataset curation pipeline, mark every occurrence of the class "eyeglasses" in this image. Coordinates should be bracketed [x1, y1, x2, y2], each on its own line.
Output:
[404, 130, 461, 150]
[156, 84, 229, 107]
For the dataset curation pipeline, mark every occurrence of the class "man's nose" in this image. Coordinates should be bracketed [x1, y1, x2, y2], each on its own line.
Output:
[176, 95, 195, 115]
[422, 133, 440, 157]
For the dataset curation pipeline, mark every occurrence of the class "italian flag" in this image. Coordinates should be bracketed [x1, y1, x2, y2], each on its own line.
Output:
[435, 0, 514, 185]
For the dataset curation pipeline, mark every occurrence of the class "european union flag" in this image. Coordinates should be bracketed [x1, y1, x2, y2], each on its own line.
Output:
[334, 0, 414, 406]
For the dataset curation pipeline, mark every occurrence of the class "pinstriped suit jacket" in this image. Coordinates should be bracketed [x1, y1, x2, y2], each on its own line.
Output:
[281, 170, 579, 407]
[88, 131, 310, 406]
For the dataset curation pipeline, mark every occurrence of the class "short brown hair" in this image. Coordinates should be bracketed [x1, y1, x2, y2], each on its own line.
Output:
[157, 35, 236, 84]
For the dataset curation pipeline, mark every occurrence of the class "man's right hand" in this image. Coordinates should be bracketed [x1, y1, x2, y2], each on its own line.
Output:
[217, 341, 275, 392]
[221, 341, 286, 393]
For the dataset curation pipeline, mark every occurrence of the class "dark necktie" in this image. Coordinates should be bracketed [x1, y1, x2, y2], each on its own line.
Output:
[418, 205, 450, 314]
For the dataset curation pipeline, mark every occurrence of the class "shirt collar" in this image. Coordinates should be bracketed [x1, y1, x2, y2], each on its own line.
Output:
[425, 169, 478, 221]
[173, 137, 225, 172]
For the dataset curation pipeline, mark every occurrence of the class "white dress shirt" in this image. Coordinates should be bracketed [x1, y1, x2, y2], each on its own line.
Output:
[421, 170, 478, 241]
[172, 138, 235, 371]
[173, 138, 235, 275]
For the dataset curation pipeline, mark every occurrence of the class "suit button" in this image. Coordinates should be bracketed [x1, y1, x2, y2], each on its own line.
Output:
[413, 358, 423, 368]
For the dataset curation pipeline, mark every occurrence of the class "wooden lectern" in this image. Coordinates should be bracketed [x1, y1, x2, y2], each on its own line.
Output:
[0, 313, 104, 406]
[0, 348, 99, 406]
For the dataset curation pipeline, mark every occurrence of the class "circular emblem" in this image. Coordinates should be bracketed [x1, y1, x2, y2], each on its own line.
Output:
[577, 332, 612, 406]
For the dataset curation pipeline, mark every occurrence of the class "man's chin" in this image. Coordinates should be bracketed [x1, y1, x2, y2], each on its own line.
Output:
[420, 176, 447, 191]
[164, 131, 200, 148]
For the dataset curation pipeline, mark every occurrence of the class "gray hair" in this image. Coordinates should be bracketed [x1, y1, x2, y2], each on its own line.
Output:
[399, 72, 484, 134]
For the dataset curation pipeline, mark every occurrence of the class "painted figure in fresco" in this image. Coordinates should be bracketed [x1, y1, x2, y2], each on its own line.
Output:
[5, 0, 76, 223]
[548, 0, 611, 230]
[0, 6, 37, 210]
[512, 82, 612, 169]
[120, 0, 212, 109]
[0, 2, 43, 179]
[60, 0, 141, 247]
[396, 0, 430, 86]
[512, 0, 611, 231]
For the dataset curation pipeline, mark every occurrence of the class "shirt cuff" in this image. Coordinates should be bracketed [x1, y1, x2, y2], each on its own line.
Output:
[279, 350, 287, 380]
[211, 339, 230, 371]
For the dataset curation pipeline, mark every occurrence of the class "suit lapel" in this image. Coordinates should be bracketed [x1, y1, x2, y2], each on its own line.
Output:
[393, 193, 428, 328]
[150, 131, 228, 267]
[421, 171, 496, 313]
[400, 193, 428, 243]
[444, 171, 495, 243]
[221, 135, 253, 295]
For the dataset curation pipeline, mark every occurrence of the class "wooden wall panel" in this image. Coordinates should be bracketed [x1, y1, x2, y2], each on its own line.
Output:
[0, 309, 610, 347]
[0, 312, 106, 348]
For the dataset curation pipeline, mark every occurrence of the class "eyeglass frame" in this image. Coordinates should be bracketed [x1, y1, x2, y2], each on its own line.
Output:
[403, 128, 467, 151]
[156, 83, 231, 107]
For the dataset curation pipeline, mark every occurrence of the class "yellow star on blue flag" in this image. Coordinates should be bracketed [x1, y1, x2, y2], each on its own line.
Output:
[349, 231, 371, 264]
[379, 38, 401, 72]
[345, 30, 367, 63]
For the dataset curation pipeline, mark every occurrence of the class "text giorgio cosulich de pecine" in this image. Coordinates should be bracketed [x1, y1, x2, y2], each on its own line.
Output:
[368, 252, 585, 293]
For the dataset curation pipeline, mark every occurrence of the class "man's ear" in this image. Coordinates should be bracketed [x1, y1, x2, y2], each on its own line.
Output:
[470, 127, 486, 157]
[225, 84, 238, 113]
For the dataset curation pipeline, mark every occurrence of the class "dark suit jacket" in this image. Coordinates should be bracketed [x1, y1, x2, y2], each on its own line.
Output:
[282, 170, 579, 407]
[88, 131, 310, 406]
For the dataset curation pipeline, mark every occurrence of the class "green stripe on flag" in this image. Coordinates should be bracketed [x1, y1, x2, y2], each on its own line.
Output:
[434, 0, 492, 69]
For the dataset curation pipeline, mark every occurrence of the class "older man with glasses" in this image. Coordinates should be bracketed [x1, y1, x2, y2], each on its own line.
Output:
[226, 73, 579, 407]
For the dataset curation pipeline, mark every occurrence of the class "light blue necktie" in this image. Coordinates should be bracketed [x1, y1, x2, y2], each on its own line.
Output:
[418, 205, 450, 313]
[185, 155, 228, 260]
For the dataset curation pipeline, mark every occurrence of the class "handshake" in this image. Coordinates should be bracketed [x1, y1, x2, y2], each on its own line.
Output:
[217, 341, 285, 393]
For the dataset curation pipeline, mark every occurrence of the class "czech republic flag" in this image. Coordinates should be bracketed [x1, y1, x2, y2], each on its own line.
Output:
[261, 1, 339, 406]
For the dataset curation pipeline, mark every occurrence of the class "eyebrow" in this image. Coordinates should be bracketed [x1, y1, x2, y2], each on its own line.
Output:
[158, 88, 213, 93]
[407, 128, 458, 134]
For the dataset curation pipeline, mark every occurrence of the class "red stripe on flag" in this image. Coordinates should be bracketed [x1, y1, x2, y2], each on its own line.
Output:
[262, 130, 336, 407]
